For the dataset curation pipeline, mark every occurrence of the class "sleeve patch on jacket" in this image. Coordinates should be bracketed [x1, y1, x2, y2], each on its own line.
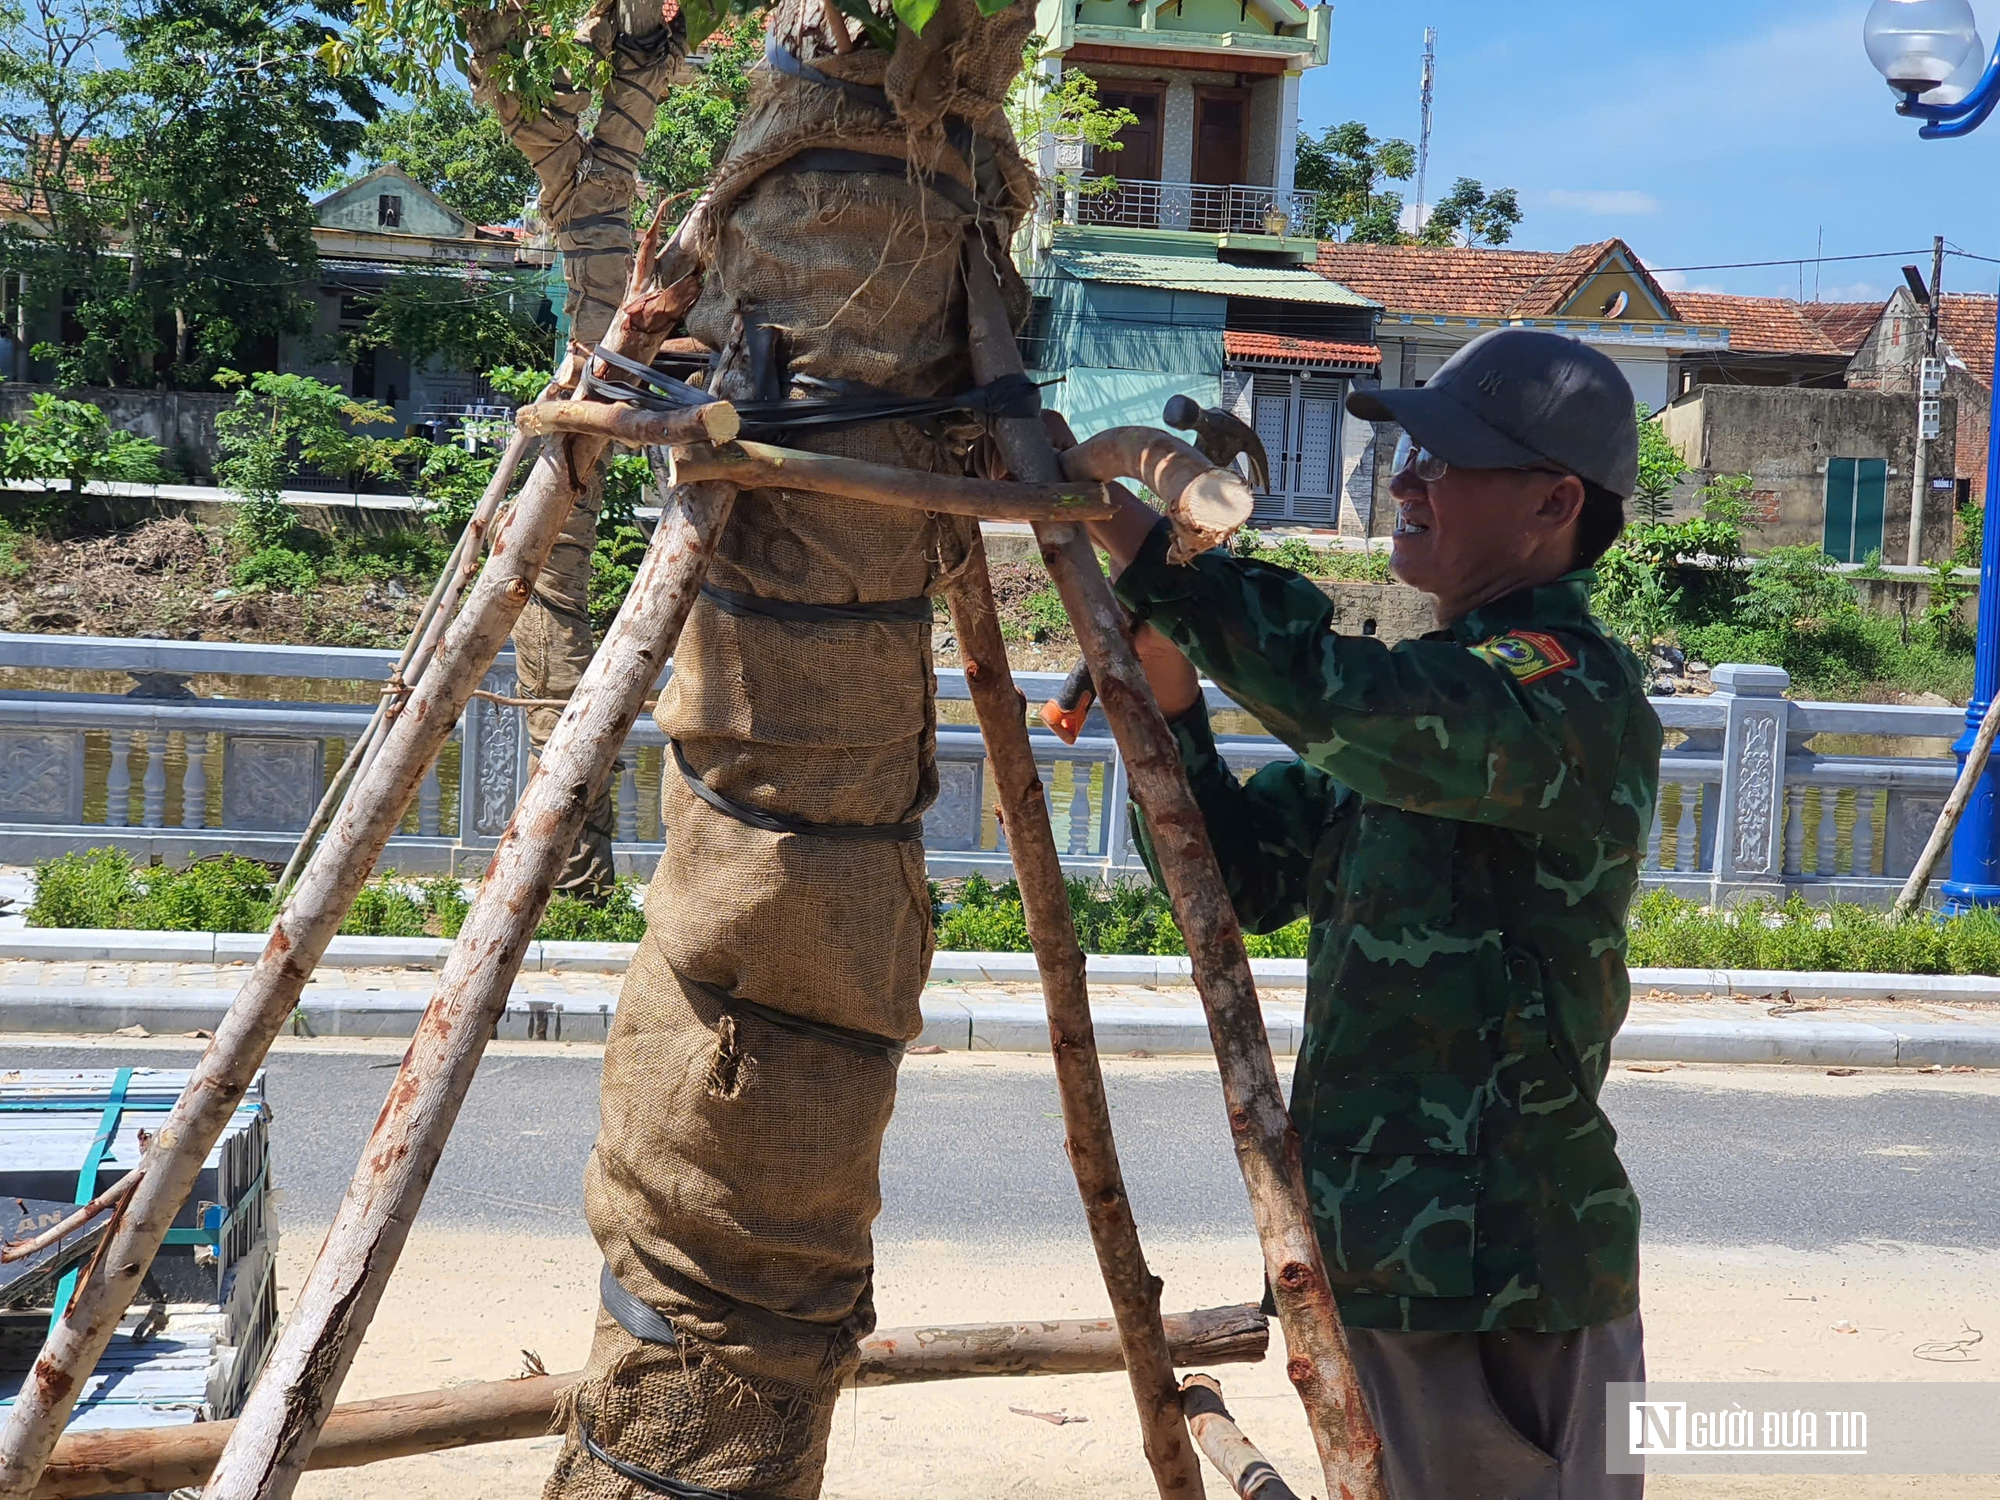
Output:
[1473, 630, 1576, 685]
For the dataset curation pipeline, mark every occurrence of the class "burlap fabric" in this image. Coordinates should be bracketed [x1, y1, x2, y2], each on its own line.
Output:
[474, 0, 685, 893]
[544, 2, 1033, 1495]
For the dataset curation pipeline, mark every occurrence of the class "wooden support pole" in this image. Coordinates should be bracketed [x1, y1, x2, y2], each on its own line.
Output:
[944, 542, 1205, 1500]
[1180, 1375, 1305, 1500]
[31, 1306, 1267, 1499]
[958, 228, 1385, 1500]
[274, 426, 540, 898]
[512, 418, 1121, 523]
[0, 235, 707, 1500]
[200, 475, 738, 1500]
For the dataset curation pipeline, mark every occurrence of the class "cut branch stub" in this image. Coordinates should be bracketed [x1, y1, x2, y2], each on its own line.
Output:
[1179, 1374, 1305, 1500]
[1059, 426, 1256, 561]
[514, 397, 740, 448]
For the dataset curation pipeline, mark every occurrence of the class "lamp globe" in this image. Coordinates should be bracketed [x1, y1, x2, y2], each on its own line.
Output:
[1865, 0, 1981, 92]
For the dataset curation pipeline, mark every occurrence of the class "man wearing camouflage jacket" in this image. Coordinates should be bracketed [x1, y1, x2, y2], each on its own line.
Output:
[1091, 328, 1662, 1499]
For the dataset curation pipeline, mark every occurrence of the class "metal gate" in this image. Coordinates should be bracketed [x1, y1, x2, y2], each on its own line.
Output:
[1244, 372, 1345, 525]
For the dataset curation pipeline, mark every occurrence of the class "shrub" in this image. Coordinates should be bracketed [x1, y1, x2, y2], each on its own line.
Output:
[26, 850, 272, 931]
[341, 881, 430, 937]
[537, 881, 648, 942]
[1021, 586, 1073, 642]
[232, 545, 320, 593]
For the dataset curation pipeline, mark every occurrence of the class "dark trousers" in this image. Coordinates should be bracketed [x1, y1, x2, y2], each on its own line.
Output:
[1344, 1310, 1645, 1499]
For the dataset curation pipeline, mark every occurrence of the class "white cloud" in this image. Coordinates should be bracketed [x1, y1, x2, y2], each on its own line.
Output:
[1544, 189, 1661, 216]
[1817, 278, 1890, 302]
[1649, 269, 1728, 295]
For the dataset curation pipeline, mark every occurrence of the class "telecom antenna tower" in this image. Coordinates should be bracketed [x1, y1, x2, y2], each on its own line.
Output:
[1415, 26, 1436, 229]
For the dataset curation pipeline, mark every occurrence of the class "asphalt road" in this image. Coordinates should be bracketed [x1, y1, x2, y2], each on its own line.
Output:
[9, 1044, 1997, 1251]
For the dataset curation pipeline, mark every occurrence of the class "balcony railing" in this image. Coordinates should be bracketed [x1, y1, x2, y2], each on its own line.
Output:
[1057, 178, 1316, 237]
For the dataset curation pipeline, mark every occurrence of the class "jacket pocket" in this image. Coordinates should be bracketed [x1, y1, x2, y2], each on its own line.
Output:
[1301, 1071, 1481, 1299]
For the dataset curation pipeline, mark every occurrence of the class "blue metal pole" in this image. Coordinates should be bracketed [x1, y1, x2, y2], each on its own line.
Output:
[1941, 281, 2000, 909]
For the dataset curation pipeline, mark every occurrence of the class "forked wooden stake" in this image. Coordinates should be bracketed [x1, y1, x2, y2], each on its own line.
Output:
[944, 541, 1205, 1500]
[958, 228, 1385, 1500]
[0, 218, 712, 1500]
[200, 477, 738, 1500]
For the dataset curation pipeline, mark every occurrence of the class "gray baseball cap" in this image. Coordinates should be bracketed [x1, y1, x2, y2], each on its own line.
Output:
[1346, 327, 1640, 498]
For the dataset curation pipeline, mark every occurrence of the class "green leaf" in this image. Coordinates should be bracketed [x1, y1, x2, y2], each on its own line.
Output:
[830, 0, 898, 51]
[681, 0, 723, 47]
[891, 0, 942, 36]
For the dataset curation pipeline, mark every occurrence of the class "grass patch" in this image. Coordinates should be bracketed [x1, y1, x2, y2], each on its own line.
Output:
[1233, 535, 1393, 583]
[931, 874, 1309, 958]
[1628, 890, 2000, 974]
[24, 849, 647, 942]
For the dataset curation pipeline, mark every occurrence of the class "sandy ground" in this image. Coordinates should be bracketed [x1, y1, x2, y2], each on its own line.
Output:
[271, 1093, 2000, 1500]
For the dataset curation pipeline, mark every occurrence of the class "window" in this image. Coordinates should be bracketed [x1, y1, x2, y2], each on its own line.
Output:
[378, 194, 403, 229]
[1823, 457, 1886, 563]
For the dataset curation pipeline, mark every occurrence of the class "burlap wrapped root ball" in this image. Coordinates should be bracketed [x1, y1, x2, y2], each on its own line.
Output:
[543, 0, 1035, 1493]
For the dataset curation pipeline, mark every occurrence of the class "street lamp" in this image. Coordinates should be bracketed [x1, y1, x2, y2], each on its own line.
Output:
[1867, 0, 2000, 908]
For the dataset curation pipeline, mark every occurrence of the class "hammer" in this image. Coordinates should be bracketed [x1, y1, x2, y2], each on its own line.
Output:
[1038, 396, 1269, 743]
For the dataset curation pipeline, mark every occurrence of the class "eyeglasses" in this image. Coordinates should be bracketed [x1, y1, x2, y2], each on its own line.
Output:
[1391, 432, 1570, 484]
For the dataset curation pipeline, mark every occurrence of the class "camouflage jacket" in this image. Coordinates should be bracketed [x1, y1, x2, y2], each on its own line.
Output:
[1116, 528, 1662, 1333]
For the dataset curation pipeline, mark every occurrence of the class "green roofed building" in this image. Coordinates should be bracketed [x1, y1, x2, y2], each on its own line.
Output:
[1016, 0, 1382, 530]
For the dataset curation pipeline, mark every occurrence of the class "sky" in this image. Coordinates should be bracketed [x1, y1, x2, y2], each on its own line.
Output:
[1297, 0, 2000, 304]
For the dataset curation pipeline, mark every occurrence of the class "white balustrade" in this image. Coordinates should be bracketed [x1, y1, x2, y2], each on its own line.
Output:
[0, 634, 1973, 900]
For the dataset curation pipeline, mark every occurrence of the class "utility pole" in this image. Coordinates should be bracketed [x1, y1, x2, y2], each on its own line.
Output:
[1414, 27, 1435, 232]
[1907, 234, 1946, 566]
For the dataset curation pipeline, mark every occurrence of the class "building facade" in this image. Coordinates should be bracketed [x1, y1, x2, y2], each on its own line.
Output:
[1018, 0, 1391, 530]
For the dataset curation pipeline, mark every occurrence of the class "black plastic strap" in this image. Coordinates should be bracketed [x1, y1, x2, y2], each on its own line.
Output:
[764, 35, 892, 110]
[700, 584, 932, 625]
[670, 740, 924, 843]
[673, 962, 905, 1060]
[599, 1263, 680, 1347]
[578, 1414, 783, 1500]
[582, 347, 1043, 438]
[769, 146, 980, 218]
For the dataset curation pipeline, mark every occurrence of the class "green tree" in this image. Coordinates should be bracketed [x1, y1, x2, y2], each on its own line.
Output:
[1005, 35, 1136, 202]
[355, 85, 536, 227]
[0, 0, 134, 381]
[1418, 176, 1522, 248]
[0, 391, 163, 505]
[212, 368, 399, 543]
[1632, 406, 1686, 525]
[638, 13, 762, 217]
[1295, 121, 1416, 243]
[340, 266, 555, 376]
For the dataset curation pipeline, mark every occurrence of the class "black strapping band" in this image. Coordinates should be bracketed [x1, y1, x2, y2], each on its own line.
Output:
[673, 962, 905, 1060]
[764, 35, 891, 111]
[599, 1263, 679, 1347]
[579, 1414, 783, 1500]
[700, 584, 932, 625]
[670, 740, 923, 843]
[768, 147, 980, 218]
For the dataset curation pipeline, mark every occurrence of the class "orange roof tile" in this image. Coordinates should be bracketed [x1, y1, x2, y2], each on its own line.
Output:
[1311, 239, 1645, 320]
[1937, 292, 1997, 388]
[1223, 332, 1380, 366]
[1666, 292, 1851, 356]
[1800, 300, 1888, 354]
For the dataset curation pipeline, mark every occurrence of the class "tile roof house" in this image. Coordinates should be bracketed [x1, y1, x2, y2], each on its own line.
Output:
[1313, 238, 1726, 418]
[1848, 286, 1997, 510]
[1667, 293, 1879, 391]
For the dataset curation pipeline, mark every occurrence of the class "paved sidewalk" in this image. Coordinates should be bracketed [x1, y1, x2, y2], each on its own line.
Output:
[3, 950, 1999, 1065]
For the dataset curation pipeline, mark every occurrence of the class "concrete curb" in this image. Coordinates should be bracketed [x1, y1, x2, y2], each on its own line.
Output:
[6, 930, 1996, 1006]
[5, 983, 2000, 1066]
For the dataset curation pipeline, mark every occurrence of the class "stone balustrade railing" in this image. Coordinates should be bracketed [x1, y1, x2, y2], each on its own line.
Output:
[0, 635, 1966, 905]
